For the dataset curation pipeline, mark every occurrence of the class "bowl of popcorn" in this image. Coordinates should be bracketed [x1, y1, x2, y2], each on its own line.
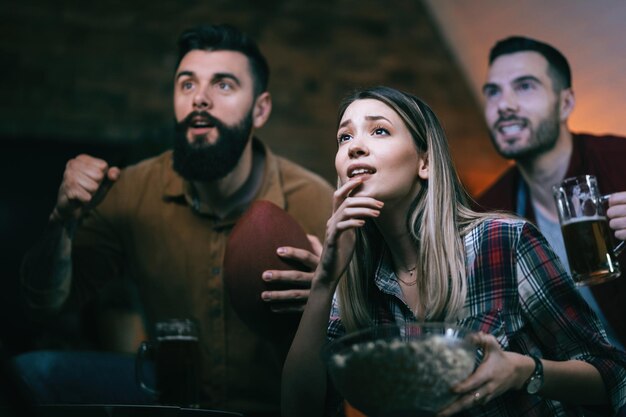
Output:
[323, 323, 477, 416]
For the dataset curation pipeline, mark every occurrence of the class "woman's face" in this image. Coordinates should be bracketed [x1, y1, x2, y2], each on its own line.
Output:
[335, 98, 428, 205]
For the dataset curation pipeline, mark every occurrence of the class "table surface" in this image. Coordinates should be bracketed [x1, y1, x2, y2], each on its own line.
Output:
[3, 404, 245, 417]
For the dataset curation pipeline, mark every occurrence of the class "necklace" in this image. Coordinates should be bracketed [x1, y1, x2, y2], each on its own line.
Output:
[396, 275, 417, 286]
[395, 266, 417, 286]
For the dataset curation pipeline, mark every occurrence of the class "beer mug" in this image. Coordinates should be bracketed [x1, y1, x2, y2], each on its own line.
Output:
[553, 175, 624, 286]
[136, 318, 201, 407]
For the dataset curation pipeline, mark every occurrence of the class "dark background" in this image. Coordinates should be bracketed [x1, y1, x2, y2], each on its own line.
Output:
[1, 0, 495, 356]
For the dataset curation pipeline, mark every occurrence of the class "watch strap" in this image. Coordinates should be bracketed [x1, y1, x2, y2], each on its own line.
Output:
[524, 354, 544, 394]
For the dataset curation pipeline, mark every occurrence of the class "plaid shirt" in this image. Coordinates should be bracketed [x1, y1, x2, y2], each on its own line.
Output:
[328, 218, 626, 416]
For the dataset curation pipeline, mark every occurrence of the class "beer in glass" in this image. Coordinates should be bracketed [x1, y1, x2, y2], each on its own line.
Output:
[136, 318, 201, 407]
[553, 175, 621, 286]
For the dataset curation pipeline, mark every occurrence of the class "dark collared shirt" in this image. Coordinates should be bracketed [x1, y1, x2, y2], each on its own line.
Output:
[477, 132, 626, 347]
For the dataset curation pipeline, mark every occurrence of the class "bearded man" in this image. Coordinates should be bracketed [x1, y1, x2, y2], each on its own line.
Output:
[17, 24, 333, 416]
[477, 36, 626, 352]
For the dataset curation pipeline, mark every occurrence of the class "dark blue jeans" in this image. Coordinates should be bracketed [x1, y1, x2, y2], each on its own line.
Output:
[12, 350, 155, 405]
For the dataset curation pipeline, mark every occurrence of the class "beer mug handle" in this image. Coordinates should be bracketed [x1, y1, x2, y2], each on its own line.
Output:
[136, 341, 158, 396]
[600, 195, 626, 256]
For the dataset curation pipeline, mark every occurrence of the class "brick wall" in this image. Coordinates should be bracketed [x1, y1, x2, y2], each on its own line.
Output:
[1, 0, 502, 353]
[2, 0, 500, 191]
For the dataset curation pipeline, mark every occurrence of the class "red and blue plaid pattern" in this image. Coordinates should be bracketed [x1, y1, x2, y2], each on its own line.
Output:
[327, 218, 626, 416]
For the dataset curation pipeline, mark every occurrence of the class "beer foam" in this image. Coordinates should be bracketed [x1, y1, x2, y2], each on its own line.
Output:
[158, 335, 198, 341]
[562, 215, 606, 226]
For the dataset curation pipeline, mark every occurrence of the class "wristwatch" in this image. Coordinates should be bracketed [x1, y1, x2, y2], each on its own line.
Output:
[524, 355, 544, 395]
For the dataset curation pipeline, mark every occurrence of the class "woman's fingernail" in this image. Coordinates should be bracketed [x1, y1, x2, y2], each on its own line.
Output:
[261, 292, 271, 301]
[262, 272, 272, 280]
[277, 247, 286, 255]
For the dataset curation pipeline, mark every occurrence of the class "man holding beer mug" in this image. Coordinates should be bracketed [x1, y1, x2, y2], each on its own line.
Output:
[477, 36, 626, 350]
[16, 24, 333, 415]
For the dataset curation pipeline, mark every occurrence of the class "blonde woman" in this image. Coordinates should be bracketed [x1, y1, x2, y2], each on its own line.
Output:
[282, 86, 626, 417]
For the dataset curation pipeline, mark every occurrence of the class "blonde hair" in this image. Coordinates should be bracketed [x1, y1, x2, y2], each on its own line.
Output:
[336, 86, 497, 332]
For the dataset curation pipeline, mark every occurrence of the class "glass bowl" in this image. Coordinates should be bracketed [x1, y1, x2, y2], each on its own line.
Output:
[322, 323, 477, 417]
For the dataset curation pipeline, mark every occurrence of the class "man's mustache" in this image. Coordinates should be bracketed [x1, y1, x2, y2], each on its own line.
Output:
[494, 115, 528, 127]
[179, 111, 224, 129]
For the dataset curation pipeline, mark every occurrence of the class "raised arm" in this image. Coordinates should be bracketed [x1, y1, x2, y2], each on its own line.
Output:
[21, 154, 119, 314]
[281, 178, 383, 417]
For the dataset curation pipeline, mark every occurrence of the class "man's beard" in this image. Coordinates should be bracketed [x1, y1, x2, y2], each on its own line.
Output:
[489, 103, 560, 161]
[173, 110, 253, 182]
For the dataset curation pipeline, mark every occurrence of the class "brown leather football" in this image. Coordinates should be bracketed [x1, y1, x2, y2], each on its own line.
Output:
[223, 200, 313, 341]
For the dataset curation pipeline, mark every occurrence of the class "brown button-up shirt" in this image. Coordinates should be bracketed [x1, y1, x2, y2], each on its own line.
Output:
[69, 140, 333, 413]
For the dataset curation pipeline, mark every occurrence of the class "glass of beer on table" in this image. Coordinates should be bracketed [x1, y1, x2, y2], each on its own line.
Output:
[553, 175, 624, 286]
[136, 318, 201, 408]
